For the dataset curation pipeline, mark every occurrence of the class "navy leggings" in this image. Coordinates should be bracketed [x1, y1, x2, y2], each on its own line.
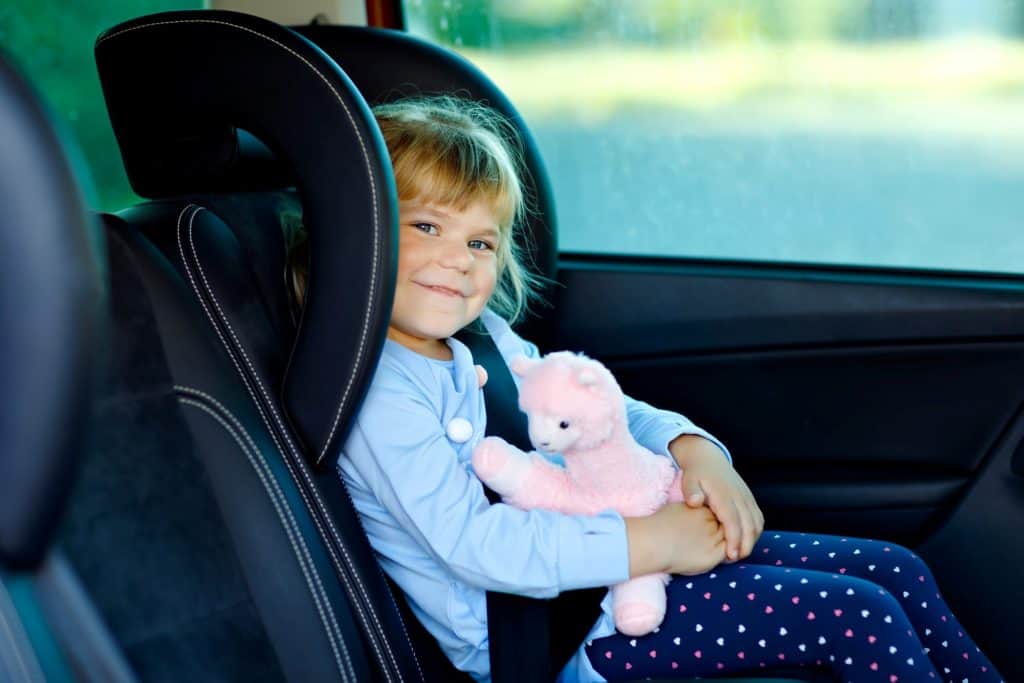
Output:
[586, 531, 1002, 682]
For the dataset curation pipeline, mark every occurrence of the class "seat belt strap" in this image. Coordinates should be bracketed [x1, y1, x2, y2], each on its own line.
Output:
[455, 329, 604, 683]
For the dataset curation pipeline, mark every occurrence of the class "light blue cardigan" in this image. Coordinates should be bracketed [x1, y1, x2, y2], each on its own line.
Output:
[337, 309, 729, 682]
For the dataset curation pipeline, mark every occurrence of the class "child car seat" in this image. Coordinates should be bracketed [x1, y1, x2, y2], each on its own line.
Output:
[61, 10, 425, 682]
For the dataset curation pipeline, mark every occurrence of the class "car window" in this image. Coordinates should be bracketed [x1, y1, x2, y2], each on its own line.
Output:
[404, 1, 1024, 274]
[1, 2, 201, 210]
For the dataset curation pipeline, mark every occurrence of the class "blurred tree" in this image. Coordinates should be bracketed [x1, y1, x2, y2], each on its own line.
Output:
[0, 0, 200, 210]
[407, 0, 1024, 49]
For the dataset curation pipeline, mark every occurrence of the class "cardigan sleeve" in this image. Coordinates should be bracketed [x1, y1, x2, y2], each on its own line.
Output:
[480, 309, 731, 463]
[343, 365, 630, 597]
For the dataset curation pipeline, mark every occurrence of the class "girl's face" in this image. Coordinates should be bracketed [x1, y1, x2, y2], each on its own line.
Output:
[388, 197, 500, 359]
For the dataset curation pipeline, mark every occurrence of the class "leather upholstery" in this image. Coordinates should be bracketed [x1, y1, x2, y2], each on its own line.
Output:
[93, 11, 426, 681]
[95, 10, 396, 466]
[0, 53, 104, 569]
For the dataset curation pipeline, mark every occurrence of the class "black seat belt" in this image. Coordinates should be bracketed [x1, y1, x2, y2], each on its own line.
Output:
[456, 329, 605, 683]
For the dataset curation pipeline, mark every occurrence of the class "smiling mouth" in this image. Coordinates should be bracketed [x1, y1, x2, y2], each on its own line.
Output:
[418, 283, 464, 298]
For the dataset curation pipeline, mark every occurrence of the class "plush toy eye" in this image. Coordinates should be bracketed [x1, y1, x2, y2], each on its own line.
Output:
[559, 420, 570, 430]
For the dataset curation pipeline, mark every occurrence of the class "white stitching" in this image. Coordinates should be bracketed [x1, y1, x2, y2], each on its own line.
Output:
[181, 208, 380, 665]
[174, 213, 353, 675]
[99, 12, 409, 672]
[173, 208, 359, 677]
[177, 206, 409, 680]
[97, 17, 379, 466]
[177, 394, 356, 682]
[175, 390, 425, 683]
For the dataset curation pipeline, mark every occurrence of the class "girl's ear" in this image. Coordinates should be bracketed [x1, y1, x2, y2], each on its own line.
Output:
[510, 355, 538, 377]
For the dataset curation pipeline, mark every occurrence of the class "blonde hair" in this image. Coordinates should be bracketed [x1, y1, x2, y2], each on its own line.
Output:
[286, 95, 545, 324]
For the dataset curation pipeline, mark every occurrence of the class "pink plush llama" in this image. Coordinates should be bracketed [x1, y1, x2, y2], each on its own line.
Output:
[471, 351, 684, 636]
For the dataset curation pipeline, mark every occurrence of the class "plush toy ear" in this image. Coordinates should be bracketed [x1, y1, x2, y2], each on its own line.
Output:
[510, 355, 539, 377]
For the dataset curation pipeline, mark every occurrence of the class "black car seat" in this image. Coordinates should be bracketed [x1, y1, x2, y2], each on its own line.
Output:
[0, 51, 133, 682]
[56, 9, 429, 682]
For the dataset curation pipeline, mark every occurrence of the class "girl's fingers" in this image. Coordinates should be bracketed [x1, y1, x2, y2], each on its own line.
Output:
[681, 473, 705, 506]
[752, 499, 765, 536]
[715, 496, 742, 561]
[736, 499, 757, 558]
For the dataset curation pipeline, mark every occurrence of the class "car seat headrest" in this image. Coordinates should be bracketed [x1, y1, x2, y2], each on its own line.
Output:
[0, 54, 105, 569]
[95, 10, 397, 466]
[295, 25, 558, 330]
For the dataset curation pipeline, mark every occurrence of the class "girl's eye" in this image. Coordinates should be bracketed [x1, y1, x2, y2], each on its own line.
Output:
[468, 239, 494, 251]
[559, 420, 570, 430]
[413, 222, 438, 235]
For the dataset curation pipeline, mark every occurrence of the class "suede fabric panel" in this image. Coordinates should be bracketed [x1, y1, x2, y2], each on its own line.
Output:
[58, 229, 283, 682]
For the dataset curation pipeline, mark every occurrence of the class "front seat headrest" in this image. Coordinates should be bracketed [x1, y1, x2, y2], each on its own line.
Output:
[0, 52, 104, 569]
[95, 10, 397, 466]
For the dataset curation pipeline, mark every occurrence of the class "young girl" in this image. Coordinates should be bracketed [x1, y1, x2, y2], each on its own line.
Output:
[294, 95, 1003, 683]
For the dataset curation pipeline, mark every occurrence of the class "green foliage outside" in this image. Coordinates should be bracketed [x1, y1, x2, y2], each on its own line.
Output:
[404, 0, 1024, 130]
[404, 0, 972, 49]
[0, 1, 199, 210]
[5, 0, 1024, 213]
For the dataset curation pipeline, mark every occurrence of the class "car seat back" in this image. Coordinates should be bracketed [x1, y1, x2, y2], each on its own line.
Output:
[0, 50, 133, 683]
[60, 10, 427, 682]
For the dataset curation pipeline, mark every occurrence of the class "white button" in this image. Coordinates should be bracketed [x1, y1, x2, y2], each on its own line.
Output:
[446, 417, 474, 443]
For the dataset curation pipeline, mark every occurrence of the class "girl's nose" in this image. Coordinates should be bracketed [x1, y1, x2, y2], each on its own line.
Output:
[438, 239, 473, 271]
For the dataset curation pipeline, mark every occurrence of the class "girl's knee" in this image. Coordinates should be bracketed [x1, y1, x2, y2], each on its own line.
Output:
[875, 542, 935, 584]
[836, 575, 902, 609]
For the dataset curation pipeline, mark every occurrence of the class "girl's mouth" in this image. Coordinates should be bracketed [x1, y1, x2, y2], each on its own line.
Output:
[419, 283, 463, 298]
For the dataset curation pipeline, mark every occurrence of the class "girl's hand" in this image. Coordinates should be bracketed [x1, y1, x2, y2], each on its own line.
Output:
[669, 435, 765, 563]
[625, 503, 726, 577]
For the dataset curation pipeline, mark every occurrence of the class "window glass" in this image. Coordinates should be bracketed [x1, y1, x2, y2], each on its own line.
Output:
[1, 2, 201, 210]
[405, 1, 1024, 273]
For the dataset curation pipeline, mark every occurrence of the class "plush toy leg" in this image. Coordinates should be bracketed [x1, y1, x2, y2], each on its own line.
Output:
[611, 573, 670, 636]
[471, 436, 532, 497]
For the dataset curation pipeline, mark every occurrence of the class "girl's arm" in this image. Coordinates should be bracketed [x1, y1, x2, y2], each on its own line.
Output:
[625, 502, 726, 577]
[345, 377, 628, 597]
[481, 309, 730, 462]
[482, 310, 759, 560]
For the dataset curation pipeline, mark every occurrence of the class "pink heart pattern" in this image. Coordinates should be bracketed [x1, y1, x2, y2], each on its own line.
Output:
[586, 531, 999, 682]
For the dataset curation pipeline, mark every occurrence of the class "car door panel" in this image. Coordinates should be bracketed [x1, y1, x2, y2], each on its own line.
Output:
[552, 256, 1024, 679]
[552, 257, 1024, 546]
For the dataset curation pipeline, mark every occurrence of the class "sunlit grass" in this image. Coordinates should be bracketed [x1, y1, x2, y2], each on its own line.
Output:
[463, 37, 1024, 139]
